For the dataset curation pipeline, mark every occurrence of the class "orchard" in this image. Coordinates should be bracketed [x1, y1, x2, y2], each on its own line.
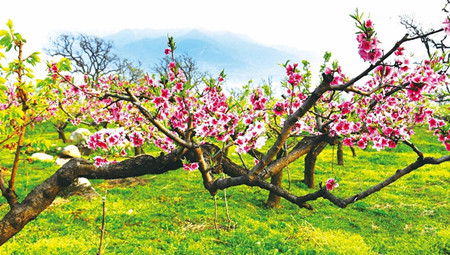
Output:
[0, 6, 449, 253]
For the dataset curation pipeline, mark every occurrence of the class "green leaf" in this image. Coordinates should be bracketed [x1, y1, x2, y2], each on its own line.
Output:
[0, 29, 8, 38]
[0, 33, 11, 47]
[26, 72, 34, 79]
[13, 32, 22, 42]
[262, 84, 271, 96]
[6, 19, 13, 29]
[323, 51, 332, 62]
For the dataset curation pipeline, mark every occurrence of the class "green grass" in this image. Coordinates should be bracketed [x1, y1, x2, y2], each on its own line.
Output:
[0, 123, 449, 254]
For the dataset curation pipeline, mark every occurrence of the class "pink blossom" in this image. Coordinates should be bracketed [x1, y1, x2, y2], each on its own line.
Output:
[254, 136, 267, 149]
[342, 137, 353, 147]
[428, 118, 438, 129]
[395, 47, 405, 56]
[129, 131, 144, 147]
[183, 162, 199, 171]
[161, 88, 171, 99]
[445, 142, 450, 151]
[93, 156, 109, 167]
[443, 17, 450, 35]
[174, 82, 183, 92]
[273, 101, 285, 116]
[388, 140, 396, 149]
[164, 48, 171, 55]
[326, 178, 339, 191]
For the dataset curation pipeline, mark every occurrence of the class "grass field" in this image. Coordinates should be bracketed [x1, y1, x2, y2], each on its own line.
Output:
[0, 123, 449, 254]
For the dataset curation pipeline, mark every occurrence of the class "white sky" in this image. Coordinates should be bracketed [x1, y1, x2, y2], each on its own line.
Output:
[1, 0, 448, 79]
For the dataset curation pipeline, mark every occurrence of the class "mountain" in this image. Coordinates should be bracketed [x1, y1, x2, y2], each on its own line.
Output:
[105, 29, 319, 88]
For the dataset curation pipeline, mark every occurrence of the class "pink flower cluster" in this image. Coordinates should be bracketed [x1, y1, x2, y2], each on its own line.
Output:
[273, 101, 287, 116]
[325, 66, 347, 85]
[443, 17, 450, 36]
[326, 178, 339, 191]
[235, 120, 267, 154]
[48, 63, 58, 80]
[87, 128, 127, 151]
[250, 88, 268, 111]
[286, 63, 303, 86]
[356, 20, 382, 63]
[437, 130, 450, 151]
[129, 131, 144, 147]
[183, 162, 199, 171]
[93, 156, 116, 167]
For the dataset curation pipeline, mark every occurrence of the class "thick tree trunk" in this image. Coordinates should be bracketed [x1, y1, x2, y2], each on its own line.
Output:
[267, 170, 283, 208]
[0, 153, 183, 245]
[55, 122, 68, 144]
[337, 141, 344, 166]
[57, 126, 67, 144]
[304, 142, 328, 189]
[266, 149, 285, 207]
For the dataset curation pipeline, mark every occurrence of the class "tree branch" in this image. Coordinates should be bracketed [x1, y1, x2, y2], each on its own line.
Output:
[247, 73, 333, 180]
[322, 155, 450, 208]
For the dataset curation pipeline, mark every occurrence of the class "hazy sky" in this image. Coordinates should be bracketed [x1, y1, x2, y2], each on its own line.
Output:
[2, 0, 448, 78]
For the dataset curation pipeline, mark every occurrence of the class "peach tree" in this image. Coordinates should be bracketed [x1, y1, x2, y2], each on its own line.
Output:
[1, 10, 450, 245]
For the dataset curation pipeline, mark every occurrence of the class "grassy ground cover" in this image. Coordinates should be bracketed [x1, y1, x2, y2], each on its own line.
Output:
[0, 124, 448, 254]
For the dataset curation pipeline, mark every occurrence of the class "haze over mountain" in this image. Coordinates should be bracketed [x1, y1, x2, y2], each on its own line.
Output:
[105, 29, 319, 89]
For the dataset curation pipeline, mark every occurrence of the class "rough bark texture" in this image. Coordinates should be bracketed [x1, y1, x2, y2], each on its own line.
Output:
[267, 170, 283, 207]
[304, 142, 328, 188]
[0, 152, 182, 245]
[55, 122, 68, 144]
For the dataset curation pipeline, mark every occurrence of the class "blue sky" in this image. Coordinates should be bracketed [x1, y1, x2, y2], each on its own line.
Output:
[2, 0, 447, 78]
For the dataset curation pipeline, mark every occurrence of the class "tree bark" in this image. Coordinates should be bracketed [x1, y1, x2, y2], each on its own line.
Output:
[0, 152, 182, 245]
[134, 146, 143, 156]
[266, 149, 285, 207]
[55, 122, 68, 144]
[267, 170, 283, 207]
[350, 146, 356, 157]
[304, 142, 328, 189]
[337, 141, 344, 165]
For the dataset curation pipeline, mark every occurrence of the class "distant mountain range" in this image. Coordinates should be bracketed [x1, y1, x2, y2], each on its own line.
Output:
[105, 28, 319, 88]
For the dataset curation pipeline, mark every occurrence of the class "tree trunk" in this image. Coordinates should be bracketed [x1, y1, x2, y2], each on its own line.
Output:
[134, 146, 143, 156]
[57, 126, 67, 144]
[55, 122, 68, 144]
[304, 142, 328, 189]
[337, 141, 344, 165]
[267, 170, 283, 208]
[350, 146, 356, 157]
[266, 149, 285, 207]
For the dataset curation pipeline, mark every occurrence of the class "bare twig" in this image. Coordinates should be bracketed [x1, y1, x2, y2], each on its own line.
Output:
[214, 195, 218, 231]
[223, 188, 232, 231]
[97, 193, 107, 255]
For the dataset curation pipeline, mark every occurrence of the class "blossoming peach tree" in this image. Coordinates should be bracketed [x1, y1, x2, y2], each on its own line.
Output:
[1, 10, 450, 245]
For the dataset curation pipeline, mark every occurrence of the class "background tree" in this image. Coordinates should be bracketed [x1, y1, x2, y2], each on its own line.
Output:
[400, 3, 450, 105]
[153, 52, 210, 86]
[46, 33, 146, 142]
[46, 34, 120, 82]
